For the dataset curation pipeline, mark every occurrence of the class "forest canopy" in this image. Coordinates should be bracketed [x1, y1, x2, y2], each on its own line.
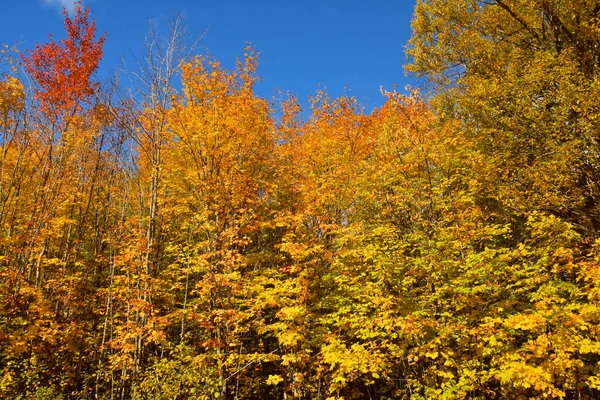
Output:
[1, 1, 600, 399]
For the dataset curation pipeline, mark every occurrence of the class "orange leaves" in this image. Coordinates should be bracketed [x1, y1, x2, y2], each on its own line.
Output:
[21, 1, 104, 119]
[167, 47, 274, 229]
[6, 2, 600, 396]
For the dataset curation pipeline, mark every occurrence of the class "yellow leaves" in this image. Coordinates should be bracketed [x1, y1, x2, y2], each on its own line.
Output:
[321, 337, 386, 393]
[281, 353, 301, 366]
[5, 12, 600, 398]
[588, 373, 600, 391]
[0, 75, 25, 115]
[503, 313, 547, 332]
[0, 370, 14, 395]
[579, 339, 600, 355]
[277, 305, 306, 321]
[257, 305, 309, 348]
[46, 216, 76, 236]
[277, 331, 303, 347]
[266, 374, 284, 386]
[424, 350, 439, 360]
[495, 359, 566, 399]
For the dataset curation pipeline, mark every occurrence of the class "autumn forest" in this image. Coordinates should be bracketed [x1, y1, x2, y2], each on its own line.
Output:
[1, 0, 600, 399]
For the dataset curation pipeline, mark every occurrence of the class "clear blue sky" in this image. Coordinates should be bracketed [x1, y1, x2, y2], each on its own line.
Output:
[0, 0, 417, 111]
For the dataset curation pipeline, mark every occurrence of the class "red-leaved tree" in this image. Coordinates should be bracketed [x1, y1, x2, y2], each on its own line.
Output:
[22, 1, 105, 122]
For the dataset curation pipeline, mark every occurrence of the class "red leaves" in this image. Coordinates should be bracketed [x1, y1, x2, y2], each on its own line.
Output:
[22, 1, 105, 117]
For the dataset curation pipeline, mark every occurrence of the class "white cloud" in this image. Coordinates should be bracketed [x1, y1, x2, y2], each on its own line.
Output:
[42, 0, 78, 14]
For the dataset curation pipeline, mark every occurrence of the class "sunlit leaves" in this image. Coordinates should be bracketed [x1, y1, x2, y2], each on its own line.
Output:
[3, 1, 600, 398]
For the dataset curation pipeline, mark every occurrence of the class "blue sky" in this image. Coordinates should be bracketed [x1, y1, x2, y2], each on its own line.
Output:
[0, 0, 417, 111]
